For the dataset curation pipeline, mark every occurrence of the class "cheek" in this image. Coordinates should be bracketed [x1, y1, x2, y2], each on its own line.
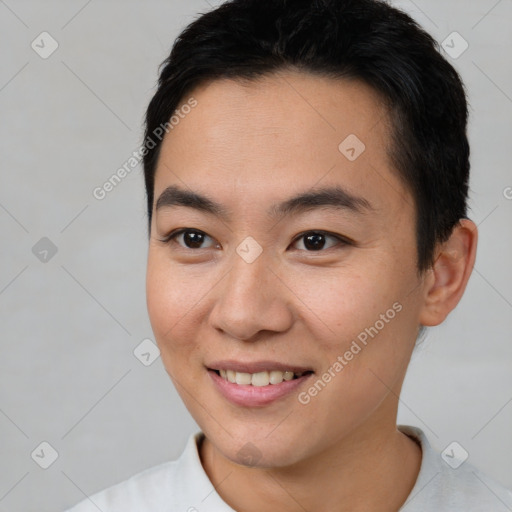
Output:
[146, 251, 207, 358]
[291, 264, 415, 389]
[290, 266, 396, 345]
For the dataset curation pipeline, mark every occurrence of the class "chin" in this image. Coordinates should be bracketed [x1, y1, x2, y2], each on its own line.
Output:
[202, 419, 317, 469]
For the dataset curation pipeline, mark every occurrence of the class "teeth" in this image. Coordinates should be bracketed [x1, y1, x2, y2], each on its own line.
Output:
[217, 369, 306, 385]
[269, 370, 284, 384]
[251, 371, 269, 386]
[235, 372, 252, 385]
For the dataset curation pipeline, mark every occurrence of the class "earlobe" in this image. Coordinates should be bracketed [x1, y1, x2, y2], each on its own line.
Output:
[419, 219, 478, 326]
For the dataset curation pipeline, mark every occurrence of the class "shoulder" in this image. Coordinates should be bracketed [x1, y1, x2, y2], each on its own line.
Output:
[64, 458, 180, 512]
[399, 425, 512, 511]
[63, 432, 204, 512]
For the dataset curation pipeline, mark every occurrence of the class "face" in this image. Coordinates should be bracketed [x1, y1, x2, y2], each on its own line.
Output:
[146, 70, 427, 468]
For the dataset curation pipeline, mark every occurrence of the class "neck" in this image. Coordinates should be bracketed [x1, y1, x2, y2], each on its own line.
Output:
[199, 415, 422, 512]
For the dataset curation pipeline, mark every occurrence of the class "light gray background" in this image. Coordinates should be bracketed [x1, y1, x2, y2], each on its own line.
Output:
[0, 1, 511, 511]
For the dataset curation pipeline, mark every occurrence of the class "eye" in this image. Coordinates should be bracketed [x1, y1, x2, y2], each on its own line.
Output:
[159, 228, 349, 252]
[159, 228, 219, 250]
[291, 230, 349, 252]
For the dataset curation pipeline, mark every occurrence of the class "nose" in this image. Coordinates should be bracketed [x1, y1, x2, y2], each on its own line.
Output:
[209, 250, 294, 341]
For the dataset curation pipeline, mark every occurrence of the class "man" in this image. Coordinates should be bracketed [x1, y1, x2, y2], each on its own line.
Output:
[66, 0, 512, 510]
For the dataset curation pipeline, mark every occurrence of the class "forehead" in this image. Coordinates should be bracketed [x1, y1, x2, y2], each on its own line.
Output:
[154, 70, 412, 219]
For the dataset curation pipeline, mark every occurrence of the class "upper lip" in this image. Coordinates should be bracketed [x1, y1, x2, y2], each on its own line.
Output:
[207, 360, 314, 374]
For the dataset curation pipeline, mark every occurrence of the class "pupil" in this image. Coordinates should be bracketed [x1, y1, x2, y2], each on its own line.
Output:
[184, 231, 204, 248]
[182, 231, 327, 250]
[304, 233, 325, 251]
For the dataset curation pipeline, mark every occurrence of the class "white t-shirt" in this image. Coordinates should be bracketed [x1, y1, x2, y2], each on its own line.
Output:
[64, 425, 512, 511]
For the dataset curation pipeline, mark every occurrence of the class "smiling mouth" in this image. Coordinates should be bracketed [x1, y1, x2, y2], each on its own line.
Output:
[210, 369, 314, 386]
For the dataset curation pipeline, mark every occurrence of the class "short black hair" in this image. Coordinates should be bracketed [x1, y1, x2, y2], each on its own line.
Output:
[142, 0, 470, 273]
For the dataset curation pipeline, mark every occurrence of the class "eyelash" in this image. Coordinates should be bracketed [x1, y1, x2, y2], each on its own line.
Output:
[158, 228, 351, 252]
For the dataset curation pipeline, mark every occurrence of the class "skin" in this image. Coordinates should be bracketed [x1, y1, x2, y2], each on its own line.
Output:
[146, 69, 478, 512]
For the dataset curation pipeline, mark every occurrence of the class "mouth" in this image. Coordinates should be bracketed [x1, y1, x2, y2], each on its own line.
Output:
[206, 362, 314, 407]
[209, 368, 313, 386]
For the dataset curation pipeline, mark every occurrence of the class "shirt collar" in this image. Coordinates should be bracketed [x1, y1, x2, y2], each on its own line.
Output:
[178, 425, 436, 511]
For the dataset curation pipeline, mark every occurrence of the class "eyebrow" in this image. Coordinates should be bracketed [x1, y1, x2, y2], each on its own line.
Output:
[155, 184, 374, 221]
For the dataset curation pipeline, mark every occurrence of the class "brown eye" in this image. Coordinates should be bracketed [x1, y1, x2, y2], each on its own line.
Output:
[292, 231, 347, 252]
[161, 229, 218, 249]
[181, 230, 207, 249]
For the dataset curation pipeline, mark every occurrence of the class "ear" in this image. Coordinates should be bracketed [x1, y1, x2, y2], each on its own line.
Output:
[419, 219, 478, 326]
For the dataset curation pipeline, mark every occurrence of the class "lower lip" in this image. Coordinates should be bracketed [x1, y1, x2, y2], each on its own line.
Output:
[208, 369, 313, 407]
